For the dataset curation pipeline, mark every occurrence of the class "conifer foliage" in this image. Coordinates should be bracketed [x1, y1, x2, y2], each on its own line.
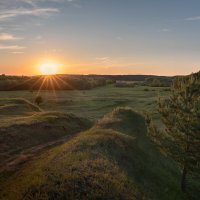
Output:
[146, 71, 200, 193]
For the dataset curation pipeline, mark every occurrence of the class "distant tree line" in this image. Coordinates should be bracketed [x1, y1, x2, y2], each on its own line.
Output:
[87, 74, 174, 82]
[0, 74, 175, 90]
[144, 77, 173, 87]
[0, 74, 114, 91]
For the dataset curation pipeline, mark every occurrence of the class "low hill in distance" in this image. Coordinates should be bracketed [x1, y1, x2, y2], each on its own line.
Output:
[1, 107, 189, 200]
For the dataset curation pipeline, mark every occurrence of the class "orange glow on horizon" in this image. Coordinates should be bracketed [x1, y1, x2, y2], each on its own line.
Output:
[34, 57, 66, 75]
[0, 54, 196, 76]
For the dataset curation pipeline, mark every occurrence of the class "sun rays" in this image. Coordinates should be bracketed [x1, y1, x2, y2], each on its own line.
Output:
[35, 75, 75, 98]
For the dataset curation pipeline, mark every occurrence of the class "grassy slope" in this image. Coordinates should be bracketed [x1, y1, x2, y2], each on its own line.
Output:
[1, 107, 186, 200]
[0, 98, 41, 117]
[96, 108, 184, 199]
[0, 111, 92, 165]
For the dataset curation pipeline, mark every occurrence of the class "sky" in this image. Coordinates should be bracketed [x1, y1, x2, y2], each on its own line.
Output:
[0, 0, 200, 75]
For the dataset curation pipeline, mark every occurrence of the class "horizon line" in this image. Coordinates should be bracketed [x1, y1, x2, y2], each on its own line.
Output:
[1, 73, 190, 77]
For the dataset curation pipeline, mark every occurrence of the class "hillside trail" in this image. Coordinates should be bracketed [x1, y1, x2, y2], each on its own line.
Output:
[0, 132, 80, 173]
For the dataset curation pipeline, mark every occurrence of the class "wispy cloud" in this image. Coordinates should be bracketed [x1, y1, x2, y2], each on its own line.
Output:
[95, 57, 113, 65]
[185, 16, 200, 21]
[36, 35, 43, 40]
[159, 28, 170, 32]
[116, 36, 123, 40]
[12, 51, 24, 54]
[19, 0, 77, 5]
[0, 8, 59, 21]
[0, 33, 22, 40]
[0, 45, 26, 50]
[19, 0, 37, 7]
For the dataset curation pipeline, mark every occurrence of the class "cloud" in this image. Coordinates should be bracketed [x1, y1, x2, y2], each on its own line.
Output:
[185, 16, 200, 21]
[0, 45, 26, 50]
[12, 51, 25, 54]
[116, 36, 123, 40]
[159, 28, 170, 32]
[19, 0, 76, 4]
[95, 57, 113, 65]
[36, 35, 43, 40]
[19, 0, 37, 7]
[0, 33, 22, 40]
[0, 8, 59, 21]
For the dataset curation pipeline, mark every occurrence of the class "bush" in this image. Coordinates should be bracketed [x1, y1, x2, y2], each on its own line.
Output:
[34, 96, 43, 106]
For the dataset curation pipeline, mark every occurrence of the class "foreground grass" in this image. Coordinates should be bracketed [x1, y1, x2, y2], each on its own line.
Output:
[1, 107, 188, 200]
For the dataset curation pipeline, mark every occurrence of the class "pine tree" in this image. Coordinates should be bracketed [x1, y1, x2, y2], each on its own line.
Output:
[146, 71, 200, 192]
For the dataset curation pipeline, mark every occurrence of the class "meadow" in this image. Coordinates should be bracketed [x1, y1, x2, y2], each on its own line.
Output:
[0, 84, 169, 120]
[0, 83, 198, 200]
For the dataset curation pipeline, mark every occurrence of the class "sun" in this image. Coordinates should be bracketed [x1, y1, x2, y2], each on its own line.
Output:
[39, 63, 58, 75]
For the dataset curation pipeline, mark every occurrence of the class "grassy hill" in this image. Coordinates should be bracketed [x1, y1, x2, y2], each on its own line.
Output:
[0, 98, 41, 117]
[1, 107, 188, 200]
[0, 111, 92, 170]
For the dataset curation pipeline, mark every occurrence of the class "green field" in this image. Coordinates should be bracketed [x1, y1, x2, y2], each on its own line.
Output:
[0, 85, 169, 120]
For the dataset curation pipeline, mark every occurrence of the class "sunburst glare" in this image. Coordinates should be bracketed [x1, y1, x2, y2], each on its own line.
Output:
[39, 63, 58, 75]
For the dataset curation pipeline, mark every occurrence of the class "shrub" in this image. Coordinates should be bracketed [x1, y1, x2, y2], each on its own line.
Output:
[34, 96, 43, 106]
